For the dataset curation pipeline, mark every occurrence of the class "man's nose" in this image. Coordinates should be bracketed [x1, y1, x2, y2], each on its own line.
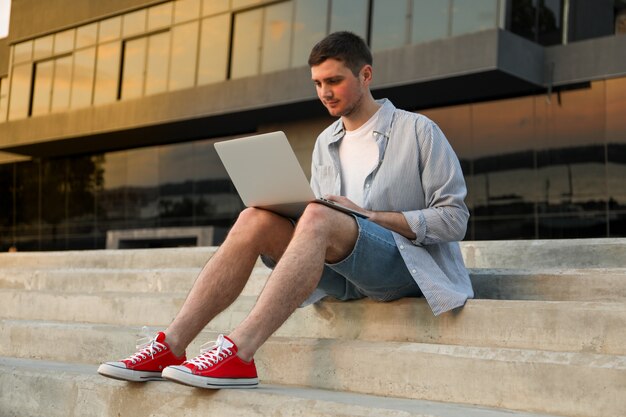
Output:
[321, 84, 333, 98]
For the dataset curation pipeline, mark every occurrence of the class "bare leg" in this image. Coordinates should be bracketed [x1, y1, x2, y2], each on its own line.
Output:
[164, 208, 294, 356]
[229, 203, 359, 361]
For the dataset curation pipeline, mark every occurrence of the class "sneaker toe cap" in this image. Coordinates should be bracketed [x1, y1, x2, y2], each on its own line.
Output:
[165, 365, 192, 374]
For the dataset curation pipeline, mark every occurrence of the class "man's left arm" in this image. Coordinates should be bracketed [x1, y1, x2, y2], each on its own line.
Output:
[401, 120, 469, 245]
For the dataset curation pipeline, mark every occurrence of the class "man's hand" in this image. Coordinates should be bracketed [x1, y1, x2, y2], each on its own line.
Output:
[324, 195, 417, 241]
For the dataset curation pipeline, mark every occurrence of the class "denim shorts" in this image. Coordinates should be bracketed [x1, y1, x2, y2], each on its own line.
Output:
[262, 215, 423, 303]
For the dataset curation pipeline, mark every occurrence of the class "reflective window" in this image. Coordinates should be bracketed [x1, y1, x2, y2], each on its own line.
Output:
[76, 23, 98, 48]
[31, 60, 54, 116]
[0, 76, 8, 122]
[329, 0, 368, 40]
[412, 0, 449, 43]
[33, 35, 53, 60]
[198, 14, 230, 85]
[451, 0, 498, 36]
[169, 21, 199, 90]
[123, 9, 147, 38]
[261, 1, 293, 73]
[54, 29, 75, 55]
[145, 31, 171, 95]
[148, 2, 173, 30]
[202, 0, 229, 16]
[71, 47, 96, 108]
[291, 0, 328, 67]
[371, 0, 408, 52]
[51, 55, 73, 112]
[509, 0, 563, 45]
[8, 63, 32, 120]
[13, 41, 33, 64]
[231, 8, 263, 78]
[99, 17, 122, 43]
[174, 0, 201, 23]
[606, 78, 626, 235]
[121, 37, 147, 100]
[232, 0, 263, 9]
[93, 42, 122, 105]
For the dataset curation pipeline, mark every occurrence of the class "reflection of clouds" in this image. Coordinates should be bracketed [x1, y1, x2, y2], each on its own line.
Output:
[103, 138, 230, 190]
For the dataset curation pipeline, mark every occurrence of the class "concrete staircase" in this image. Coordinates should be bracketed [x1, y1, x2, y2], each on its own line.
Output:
[0, 238, 624, 417]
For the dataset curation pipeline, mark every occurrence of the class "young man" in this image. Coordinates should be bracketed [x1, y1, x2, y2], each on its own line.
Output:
[98, 31, 472, 389]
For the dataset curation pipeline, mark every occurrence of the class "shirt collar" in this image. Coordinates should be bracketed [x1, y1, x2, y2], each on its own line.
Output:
[329, 98, 395, 143]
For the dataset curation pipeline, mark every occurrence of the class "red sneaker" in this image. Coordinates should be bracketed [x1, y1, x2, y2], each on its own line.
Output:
[97, 329, 186, 382]
[162, 334, 258, 389]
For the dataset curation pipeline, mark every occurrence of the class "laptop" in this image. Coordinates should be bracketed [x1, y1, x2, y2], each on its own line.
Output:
[214, 131, 368, 219]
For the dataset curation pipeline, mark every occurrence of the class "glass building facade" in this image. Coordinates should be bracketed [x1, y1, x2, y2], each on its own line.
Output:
[1, 0, 625, 250]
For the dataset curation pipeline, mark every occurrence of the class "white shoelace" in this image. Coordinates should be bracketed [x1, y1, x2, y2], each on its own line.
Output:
[188, 334, 233, 370]
[127, 326, 166, 364]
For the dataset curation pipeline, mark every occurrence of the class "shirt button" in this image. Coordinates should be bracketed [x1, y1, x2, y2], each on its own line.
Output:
[411, 269, 417, 274]
[399, 245, 404, 250]
[365, 183, 370, 188]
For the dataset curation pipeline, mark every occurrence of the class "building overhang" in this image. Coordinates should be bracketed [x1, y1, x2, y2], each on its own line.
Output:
[0, 29, 555, 158]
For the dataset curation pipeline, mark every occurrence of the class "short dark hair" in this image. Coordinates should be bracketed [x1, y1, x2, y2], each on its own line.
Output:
[308, 31, 372, 76]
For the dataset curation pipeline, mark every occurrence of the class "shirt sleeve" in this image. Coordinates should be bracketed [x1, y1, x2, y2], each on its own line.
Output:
[310, 141, 322, 197]
[402, 119, 469, 245]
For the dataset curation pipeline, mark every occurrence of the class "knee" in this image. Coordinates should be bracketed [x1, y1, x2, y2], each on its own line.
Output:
[297, 203, 336, 234]
[231, 207, 280, 236]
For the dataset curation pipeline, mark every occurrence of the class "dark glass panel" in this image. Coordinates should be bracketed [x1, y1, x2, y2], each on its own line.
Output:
[292, 0, 328, 67]
[0, 164, 14, 250]
[100, 151, 128, 230]
[145, 31, 170, 95]
[472, 216, 536, 240]
[8, 63, 32, 120]
[451, 0, 498, 36]
[94, 42, 122, 105]
[125, 147, 159, 229]
[51, 56, 73, 112]
[198, 14, 230, 84]
[537, 213, 607, 239]
[174, 0, 201, 23]
[71, 47, 96, 108]
[231, 8, 263, 78]
[371, 0, 408, 52]
[329, 0, 369, 40]
[53, 29, 75, 55]
[192, 139, 244, 225]
[158, 143, 195, 227]
[261, 1, 293, 74]
[32, 60, 54, 116]
[509, 0, 562, 45]
[40, 159, 67, 249]
[14, 161, 40, 249]
[169, 21, 199, 90]
[412, 0, 449, 43]
[121, 37, 147, 100]
[606, 77, 626, 236]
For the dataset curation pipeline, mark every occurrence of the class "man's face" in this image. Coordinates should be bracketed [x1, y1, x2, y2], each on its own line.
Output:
[311, 58, 366, 118]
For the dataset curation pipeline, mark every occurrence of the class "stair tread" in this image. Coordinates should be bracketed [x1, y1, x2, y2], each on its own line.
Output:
[0, 356, 561, 417]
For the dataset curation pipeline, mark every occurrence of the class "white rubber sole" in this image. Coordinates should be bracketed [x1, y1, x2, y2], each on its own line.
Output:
[97, 362, 163, 382]
[162, 366, 258, 389]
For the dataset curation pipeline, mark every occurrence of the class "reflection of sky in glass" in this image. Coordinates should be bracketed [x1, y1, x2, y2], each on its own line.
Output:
[103, 138, 229, 190]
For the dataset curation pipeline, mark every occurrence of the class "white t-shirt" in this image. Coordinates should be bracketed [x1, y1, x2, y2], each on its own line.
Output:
[339, 108, 381, 206]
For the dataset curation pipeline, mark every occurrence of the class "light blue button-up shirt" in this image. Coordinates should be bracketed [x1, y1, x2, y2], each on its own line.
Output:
[310, 99, 473, 315]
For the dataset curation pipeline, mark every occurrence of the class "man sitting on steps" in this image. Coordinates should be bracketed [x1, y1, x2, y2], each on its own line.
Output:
[98, 31, 473, 389]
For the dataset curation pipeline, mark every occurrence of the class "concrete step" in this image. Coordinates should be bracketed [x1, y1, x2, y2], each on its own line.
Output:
[0, 267, 270, 297]
[2, 329, 623, 417]
[461, 238, 626, 268]
[2, 266, 625, 302]
[2, 293, 624, 356]
[0, 357, 560, 417]
[1, 238, 624, 270]
[471, 268, 626, 301]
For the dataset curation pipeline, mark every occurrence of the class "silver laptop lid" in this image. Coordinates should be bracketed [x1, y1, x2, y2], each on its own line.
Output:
[214, 131, 316, 213]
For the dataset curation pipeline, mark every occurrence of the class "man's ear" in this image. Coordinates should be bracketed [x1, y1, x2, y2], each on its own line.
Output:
[360, 65, 373, 85]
